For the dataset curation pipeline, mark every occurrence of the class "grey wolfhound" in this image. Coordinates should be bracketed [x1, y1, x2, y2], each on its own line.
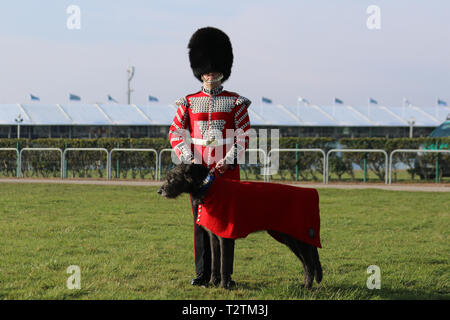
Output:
[158, 163, 323, 289]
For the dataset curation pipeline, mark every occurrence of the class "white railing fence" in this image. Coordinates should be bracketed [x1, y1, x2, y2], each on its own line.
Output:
[267, 149, 326, 184]
[158, 148, 178, 181]
[240, 148, 268, 182]
[19, 147, 63, 178]
[0, 148, 20, 178]
[0, 147, 448, 184]
[62, 148, 110, 179]
[326, 149, 389, 184]
[388, 149, 450, 184]
[109, 148, 158, 180]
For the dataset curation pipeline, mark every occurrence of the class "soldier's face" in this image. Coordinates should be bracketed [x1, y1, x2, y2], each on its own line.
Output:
[202, 72, 222, 82]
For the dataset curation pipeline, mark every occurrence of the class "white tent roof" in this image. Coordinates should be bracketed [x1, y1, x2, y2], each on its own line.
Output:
[0, 103, 448, 127]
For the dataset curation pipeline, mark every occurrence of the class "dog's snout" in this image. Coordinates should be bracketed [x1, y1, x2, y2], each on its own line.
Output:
[157, 188, 163, 195]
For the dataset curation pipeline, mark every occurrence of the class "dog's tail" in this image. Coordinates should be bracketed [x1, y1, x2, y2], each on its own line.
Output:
[312, 247, 322, 284]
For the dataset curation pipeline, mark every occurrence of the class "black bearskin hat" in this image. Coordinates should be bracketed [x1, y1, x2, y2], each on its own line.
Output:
[188, 27, 233, 83]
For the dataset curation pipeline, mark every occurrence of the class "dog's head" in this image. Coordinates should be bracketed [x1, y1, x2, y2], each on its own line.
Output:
[157, 163, 210, 198]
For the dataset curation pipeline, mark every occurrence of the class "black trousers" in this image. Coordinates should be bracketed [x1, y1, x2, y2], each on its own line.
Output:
[190, 196, 234, 277]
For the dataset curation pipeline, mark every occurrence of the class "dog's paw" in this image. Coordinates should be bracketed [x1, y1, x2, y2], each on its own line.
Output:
[303, 275, 314, 289]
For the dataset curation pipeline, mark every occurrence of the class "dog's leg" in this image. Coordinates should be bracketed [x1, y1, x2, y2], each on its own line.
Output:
[312, 246, 323, 284]
[219, 237, 235, 289]
[208, 231, 221, 286]
[278, 231, 322, 285]
[296, 241, 316, 289]
[274, 231, 306, 265]
[276, 232, 316, 289]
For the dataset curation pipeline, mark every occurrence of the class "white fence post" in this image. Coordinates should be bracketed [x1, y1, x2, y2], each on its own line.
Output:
[158, 148, 178, 181]
[326, 149, 388, 184]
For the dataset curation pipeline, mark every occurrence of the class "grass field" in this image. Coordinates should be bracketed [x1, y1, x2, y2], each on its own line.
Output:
[0, 183, 448, 300]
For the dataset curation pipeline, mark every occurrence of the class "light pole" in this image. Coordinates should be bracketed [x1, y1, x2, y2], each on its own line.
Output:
[127, 65, 135, 104]
[408, 116, 415, 138]
[14, 114, 23, 139]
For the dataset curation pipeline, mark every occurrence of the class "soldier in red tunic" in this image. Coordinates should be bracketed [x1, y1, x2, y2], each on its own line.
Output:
[168, 27, 251, 286]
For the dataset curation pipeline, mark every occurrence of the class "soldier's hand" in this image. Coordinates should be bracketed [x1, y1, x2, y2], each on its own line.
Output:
[215, 160, 231, 174]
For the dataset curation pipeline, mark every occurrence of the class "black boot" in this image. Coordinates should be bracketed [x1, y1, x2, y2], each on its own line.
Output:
[191, 273, 210, 286]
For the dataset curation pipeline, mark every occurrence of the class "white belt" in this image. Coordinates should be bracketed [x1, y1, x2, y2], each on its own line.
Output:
[191, 137, 235, 146]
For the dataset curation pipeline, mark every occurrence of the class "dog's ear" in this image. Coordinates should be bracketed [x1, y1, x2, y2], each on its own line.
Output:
[184, 163, 209, 184]
[191, 164, 210, 177]
[183, 164, 194, 183]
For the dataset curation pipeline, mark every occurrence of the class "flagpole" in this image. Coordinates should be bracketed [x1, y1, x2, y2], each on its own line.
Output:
[333, 98, 336, 116]
[127, 65, 135, 105]
[402, 98, 406, 118]
[435, 98, 438, 120]
[260, 98, 262, 116]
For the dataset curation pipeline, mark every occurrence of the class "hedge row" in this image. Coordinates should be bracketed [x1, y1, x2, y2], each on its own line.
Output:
[0, 138, 171, 150]
[1, 137, 448, 151]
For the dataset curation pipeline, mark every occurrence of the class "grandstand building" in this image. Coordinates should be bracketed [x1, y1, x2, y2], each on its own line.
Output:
[0, 102, 448, 139]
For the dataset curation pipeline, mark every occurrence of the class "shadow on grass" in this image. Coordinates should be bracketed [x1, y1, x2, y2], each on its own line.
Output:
[231, 280, 448, 300]
[285, 282, 448, 300]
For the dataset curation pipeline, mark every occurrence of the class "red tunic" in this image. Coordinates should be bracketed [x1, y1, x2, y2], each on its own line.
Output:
[168, 86, 251, 169]
[196, 177, 322, 248]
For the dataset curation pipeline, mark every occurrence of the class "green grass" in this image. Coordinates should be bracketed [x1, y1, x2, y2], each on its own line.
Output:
[0, 183, 448, 300]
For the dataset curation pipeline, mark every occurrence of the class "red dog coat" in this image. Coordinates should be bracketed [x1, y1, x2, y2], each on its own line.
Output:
[196, 177, 321, 248]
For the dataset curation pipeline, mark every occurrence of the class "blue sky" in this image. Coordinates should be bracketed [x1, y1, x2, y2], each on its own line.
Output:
[0, 0, 448, 107]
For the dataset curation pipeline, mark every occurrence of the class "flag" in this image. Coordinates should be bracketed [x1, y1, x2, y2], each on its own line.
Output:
[403, 97, 411, 106]
[69, 93, 81, 101]
[107, 95, 118, 103]
[262, 97, 272, 104]
[369, 97, 378, 104]
[30, 94, 40, 101]
[148, 95, 159, 102]
[334, 97, 343, 104]
[298, 97, 310, 104]
[437, 99, 447, 106]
